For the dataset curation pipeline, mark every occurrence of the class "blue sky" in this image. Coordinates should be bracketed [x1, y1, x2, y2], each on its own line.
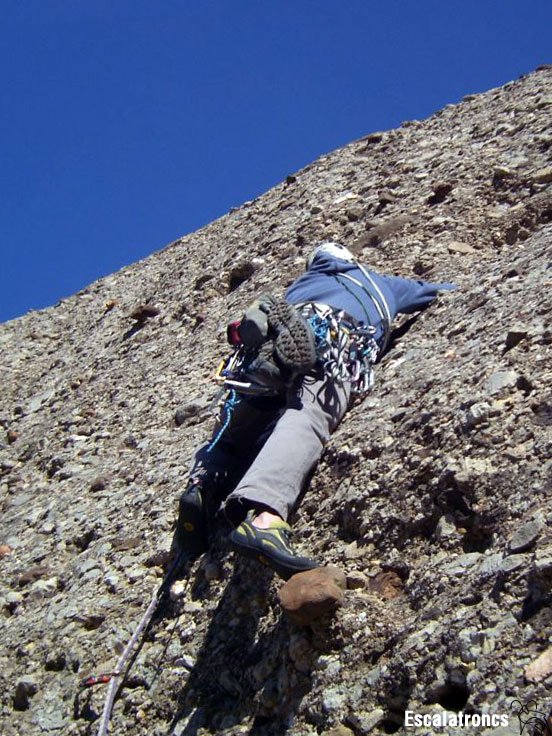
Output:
[1, 1, 550, 323]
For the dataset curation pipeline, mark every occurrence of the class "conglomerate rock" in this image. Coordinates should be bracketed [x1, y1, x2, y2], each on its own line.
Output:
[0, 66, 551, 735]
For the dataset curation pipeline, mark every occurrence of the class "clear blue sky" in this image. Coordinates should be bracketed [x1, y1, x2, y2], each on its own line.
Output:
[1, 1, 550, 323]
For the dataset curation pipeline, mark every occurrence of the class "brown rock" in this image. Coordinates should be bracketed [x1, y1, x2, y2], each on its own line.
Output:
[379, 190, 396, 205]
[493, 165, 513, 179]
[0, 544, 12, 558]
[89, 476, 107, 492]
[346, 206, 364, 221]
[129, 303, 160, 322]
[278, 566, 346, 625]
[357, 215, 411, 248]
[359, 131, 385, 145]
[505, 327, 528, 350]
[368, 571, 404, 600]
[343, 541, 365, 560]
[112, 535, 142, 552]
[427, 182, 454, 205]
[17, 565, 50, 587]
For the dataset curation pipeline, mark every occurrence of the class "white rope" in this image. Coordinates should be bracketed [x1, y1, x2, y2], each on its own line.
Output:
[96, 553, 188, 736]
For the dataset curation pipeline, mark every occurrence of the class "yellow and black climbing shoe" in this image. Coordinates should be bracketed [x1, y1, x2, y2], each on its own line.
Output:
[177, 482, 208, 558]
[228, 511, 318, 580]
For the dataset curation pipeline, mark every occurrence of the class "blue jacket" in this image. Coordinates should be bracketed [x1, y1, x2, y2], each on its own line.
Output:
[286, 251, 455, 348]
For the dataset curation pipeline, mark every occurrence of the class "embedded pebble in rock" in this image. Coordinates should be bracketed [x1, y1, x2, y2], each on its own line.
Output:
[464, 401, 490, 428]
[169, 579, 188, 601]
[435, 514, 457, 540]
[485, 370, 519, 396]
[447, 241, 475, 255]
[534, 546, 552, 575]
[322, 686, 349, 712]
[347, 708, 385, 734]
[443, 552, 482, 576]
[500, 554, 527, 574]
[174, 654, 195, 671]
[4, 591, 24, 611]
[325, 726, 355, 736]
[367, 570, 404, 599]
[532, 167, 552, 184]
[508, 519, 543, 553]
[480, 553, 503, 576]
[32, 708, 66, 732]
[174, 401, 207, 427]
[126, 566, 147, 583]
[505, 326, 529, 350]
[202, 561, 222, 582]
[1, 67, 552, 735]
[525, 646, 552, 683]
[346, 569, 369, 589]
[13, 676, 38, 711]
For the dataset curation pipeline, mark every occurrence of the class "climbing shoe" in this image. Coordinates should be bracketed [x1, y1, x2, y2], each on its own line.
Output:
[267, 299, 317, 373]
[228, 511, 318, 580]
[176, 481, 208, 558]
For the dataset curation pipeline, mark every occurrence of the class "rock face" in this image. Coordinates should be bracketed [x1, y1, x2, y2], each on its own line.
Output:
[0, 67, 551, 735]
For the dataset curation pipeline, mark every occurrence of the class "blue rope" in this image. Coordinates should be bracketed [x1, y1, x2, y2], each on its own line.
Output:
[206, 390, 239, 453]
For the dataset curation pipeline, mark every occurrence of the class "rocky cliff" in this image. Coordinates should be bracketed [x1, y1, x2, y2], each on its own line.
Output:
[0, 66, 551, 736]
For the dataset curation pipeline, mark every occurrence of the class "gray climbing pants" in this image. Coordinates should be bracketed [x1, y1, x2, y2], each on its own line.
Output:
[192, 373, 351, 523]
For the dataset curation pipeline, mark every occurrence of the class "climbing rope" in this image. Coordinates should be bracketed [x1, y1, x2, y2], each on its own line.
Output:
[334, 265, 392, 355]
[83, 550, 189, 736]
[206, 389, 240, 452]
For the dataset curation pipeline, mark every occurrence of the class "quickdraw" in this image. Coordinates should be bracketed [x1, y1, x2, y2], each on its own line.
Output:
[214, 347, 278, 397]
[300, 303, 379, 394]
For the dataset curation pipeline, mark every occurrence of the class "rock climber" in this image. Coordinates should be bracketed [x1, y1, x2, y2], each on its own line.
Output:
[176, 242, 455, 579]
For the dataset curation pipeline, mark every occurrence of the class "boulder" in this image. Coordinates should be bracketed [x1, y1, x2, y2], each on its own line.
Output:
[278, 566, 346, 625]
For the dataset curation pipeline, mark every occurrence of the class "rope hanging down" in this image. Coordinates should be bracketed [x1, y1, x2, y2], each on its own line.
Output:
[91, 551, 189, 736]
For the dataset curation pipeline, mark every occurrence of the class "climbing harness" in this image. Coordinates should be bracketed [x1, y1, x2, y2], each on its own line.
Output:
[81, 550, 190, 736]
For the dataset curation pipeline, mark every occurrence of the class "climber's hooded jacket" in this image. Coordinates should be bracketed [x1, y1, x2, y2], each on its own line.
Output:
[286, 250, 456, 350]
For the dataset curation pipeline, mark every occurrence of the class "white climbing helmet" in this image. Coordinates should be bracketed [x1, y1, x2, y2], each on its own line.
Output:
[306, 241, 355, 269]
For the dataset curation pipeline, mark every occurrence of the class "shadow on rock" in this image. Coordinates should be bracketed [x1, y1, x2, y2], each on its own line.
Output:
[167, 557, 316, 736]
